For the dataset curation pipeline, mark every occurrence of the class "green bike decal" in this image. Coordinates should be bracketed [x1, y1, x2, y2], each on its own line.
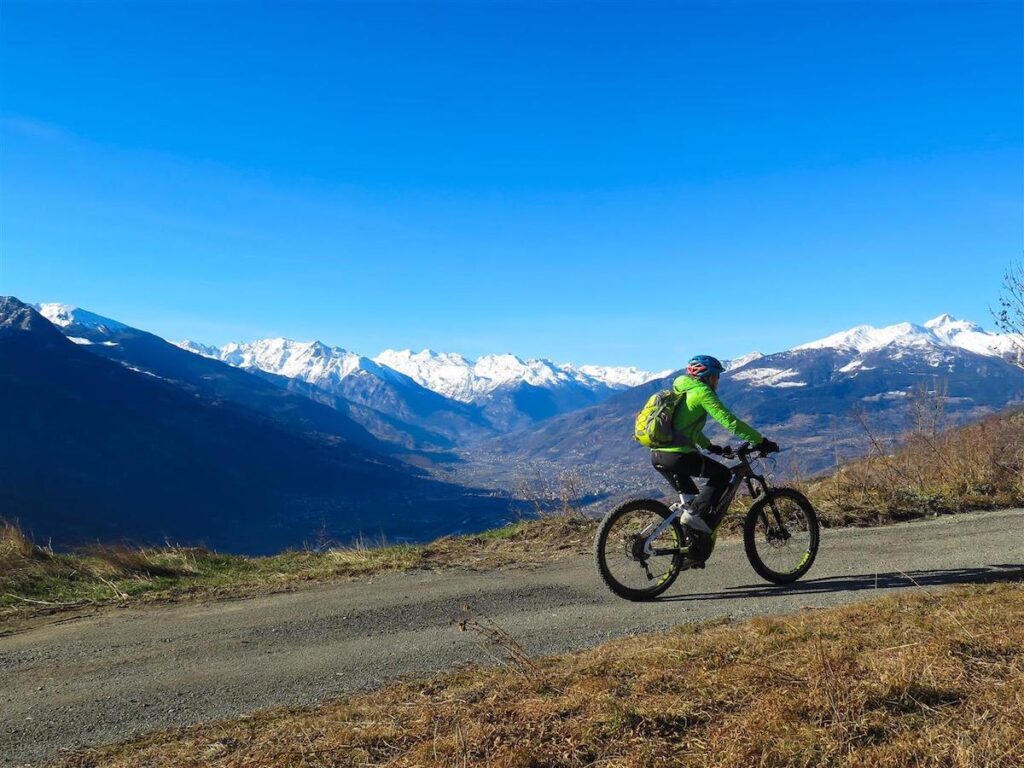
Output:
[656, 527, 682, 585]
[790, 551, 811, 573]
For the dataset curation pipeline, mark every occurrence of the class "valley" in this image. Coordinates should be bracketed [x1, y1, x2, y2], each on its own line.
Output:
[8, 297, 1024, 552]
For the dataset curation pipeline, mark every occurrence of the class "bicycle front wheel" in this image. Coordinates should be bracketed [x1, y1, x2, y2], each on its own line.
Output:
[743, 488, 819, 584]
[594, 499, 685, 601]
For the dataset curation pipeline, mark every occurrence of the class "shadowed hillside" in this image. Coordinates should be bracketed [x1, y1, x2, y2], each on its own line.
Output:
[0, 297, 513, 553]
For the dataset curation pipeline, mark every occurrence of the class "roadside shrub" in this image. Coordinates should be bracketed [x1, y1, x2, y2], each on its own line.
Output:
[804, 395, 1024, 525]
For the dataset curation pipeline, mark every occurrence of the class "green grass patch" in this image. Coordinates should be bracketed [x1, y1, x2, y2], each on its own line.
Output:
[476, 522, 527, 540]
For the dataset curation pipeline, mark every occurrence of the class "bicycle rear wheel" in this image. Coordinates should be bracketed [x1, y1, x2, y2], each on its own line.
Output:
[594, 499, 686, 601]
[743, 488, 819, 584]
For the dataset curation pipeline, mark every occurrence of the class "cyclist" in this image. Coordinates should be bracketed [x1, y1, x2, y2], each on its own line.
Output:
[651, 355, 778, 535]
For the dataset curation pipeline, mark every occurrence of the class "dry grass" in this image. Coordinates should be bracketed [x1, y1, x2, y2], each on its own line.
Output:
[58, 579, 1024, 768]
[0, 513, 596, 624]
[803, 405, 1024, 527]
[0, 519, 36, 559]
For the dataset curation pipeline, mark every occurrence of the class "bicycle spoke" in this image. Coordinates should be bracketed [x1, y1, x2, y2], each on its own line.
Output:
[752, 496, 813, 575]
[600, 507, 679, 591]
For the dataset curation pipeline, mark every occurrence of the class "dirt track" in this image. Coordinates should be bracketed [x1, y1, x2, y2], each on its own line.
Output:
[2, 507, 1022, 766]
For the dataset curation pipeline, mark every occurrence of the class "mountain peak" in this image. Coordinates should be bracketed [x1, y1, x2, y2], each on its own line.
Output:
[924, 313, 984, 334]
[1, 296, 65, 340]
[33, 302, 127, 333]
[787, 314, 1021, 364]
[922, 314, 1016, 358]
[794, 321, 937, 354]
[925, 313, 957, 327]
[725, 351, 764, 371]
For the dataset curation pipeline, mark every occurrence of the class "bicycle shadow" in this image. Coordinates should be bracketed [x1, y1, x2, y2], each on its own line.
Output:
[656, 563, 1024, 603]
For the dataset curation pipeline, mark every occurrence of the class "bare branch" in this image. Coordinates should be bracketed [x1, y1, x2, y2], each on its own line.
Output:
[993, 260, 1024, 365]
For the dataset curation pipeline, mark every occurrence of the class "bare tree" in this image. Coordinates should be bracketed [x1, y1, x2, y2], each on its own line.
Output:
[994, 259, 1024, 364]
[513, 468, 585, 518]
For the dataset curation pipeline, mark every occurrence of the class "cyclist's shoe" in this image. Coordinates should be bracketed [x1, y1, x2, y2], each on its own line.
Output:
[680, 508, 713, 535]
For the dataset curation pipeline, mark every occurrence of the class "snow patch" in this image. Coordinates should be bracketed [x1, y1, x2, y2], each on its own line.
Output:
[838, 359, 872, 374]
[861, 391, 911, 402]
[730, 367, 807, 388]
[725, 352, 764, 371]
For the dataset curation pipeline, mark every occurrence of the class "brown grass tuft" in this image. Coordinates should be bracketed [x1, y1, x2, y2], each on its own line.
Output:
[77, 544, 198, 579]
[0, 519, 42, 560]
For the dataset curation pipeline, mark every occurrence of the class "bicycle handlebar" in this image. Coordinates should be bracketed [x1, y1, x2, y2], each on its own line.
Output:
[722, 441, 780, 459]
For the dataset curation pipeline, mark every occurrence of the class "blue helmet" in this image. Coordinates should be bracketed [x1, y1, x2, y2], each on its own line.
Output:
[686, 355, 725, 379]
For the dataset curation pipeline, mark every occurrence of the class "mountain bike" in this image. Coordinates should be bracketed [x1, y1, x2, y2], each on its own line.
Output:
[594, 443, 820, 601]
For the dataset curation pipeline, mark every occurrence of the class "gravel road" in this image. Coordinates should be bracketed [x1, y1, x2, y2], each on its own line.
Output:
[2, 507, 1022, 766]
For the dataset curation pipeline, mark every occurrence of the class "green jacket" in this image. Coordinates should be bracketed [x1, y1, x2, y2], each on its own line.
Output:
[654, 375, 763, 453]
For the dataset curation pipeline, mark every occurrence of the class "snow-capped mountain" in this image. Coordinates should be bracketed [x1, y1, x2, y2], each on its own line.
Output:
[724, 314, 1024, 390]
[795, 314, 1023, 359]
[374, 349, 537, 403]
[563, 364, 675, 389]
[177, 339, 669, 436]
[215, 338, 400, 391]
[35, 303, 127, 334]
[369, 349, 669, 430]
[31, 302, 392, 451]
[488, 314, 1024, 493]
[29, 296, 657, 444]
[35, 299, 1023, 476]
[172, 338, 490, 447]
[373, 348, 666, 404]
[176, 340, 220, 358]
[179, 341, 667, 407]
[179, 337, 415, 399]
[925, 313, 1022, 360]
[4, 296, 512, 551]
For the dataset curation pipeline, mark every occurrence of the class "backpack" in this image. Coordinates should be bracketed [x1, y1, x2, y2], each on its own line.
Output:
[634, 389, 684, 448]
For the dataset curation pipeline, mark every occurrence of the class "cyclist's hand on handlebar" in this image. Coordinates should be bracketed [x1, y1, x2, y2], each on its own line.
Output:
[706, 443, 726, 456]
[756, 438, 780, 455]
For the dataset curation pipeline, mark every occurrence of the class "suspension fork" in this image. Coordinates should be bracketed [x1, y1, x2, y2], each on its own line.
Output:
[750, 476, 788, 535]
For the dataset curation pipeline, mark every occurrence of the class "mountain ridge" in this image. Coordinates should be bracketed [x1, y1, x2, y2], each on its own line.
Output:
[16, 297, 1024, 543]
[32, 300, 1024, 484]
[4, 297, 515, 552]
[169, 336, 670, 437]
[473, 313, 1024, 502]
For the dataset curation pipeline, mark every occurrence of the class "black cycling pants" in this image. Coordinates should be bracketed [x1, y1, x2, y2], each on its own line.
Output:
[651, 450, 731, 518]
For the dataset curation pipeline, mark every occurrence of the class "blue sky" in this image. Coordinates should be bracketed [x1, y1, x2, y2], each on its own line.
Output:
[2, 1, 1021, 369]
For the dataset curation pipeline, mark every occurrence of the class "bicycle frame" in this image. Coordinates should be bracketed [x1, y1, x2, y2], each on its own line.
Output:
[642, 448, 771, 556]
